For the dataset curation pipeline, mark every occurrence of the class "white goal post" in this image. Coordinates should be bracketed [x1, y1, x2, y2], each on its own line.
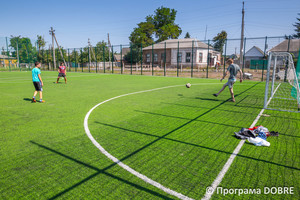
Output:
[264, 52, 300, 113]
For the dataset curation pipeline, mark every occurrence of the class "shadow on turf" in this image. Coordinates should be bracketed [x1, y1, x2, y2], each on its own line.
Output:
[29, 141, 174, 200]
[134, 110, 242, 128]
[94, 121, 300, 172]
[186, 82, 263, 109]
[23, 98, 33, 102]
[161, 102, 259, 116]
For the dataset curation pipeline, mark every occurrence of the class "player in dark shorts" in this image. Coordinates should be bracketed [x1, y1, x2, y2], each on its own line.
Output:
[32, 62, 45, 103]
[56, 62, 67, 83]
[213, 59, 243, 102]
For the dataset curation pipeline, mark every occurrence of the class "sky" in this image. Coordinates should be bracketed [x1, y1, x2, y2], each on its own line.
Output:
[0, 0, 299, 49]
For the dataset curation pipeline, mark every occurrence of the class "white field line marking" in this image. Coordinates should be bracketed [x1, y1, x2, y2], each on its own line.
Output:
[84, 83, 227, 200]
[0, 74, 99, 80]
[202, 83, 281, 200]
[0, 75, 103, 84]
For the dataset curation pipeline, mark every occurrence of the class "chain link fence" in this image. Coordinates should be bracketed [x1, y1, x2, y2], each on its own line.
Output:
[1, 36, 299, 81]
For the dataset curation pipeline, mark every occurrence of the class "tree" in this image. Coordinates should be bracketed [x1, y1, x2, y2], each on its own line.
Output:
[129, 6, 182, 45]
[292, 13, 300, 38]
[129, 22, 155, 48]
[37, 35, 46, 51]
[213, 31, 227, 54]
[152, 6, 182, 42]
[124, 44, 141, 64]
[95, 41, 110, 61]
[10, 37, 37, 63]
[184, 32, 191, 38]
[37, 35, 46, 61]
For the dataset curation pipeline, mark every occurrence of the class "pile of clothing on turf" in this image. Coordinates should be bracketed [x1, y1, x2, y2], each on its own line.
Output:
[234, 126, 279, 147]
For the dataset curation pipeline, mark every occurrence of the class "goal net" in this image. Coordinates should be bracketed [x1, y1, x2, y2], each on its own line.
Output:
[264, 52, 300, 112]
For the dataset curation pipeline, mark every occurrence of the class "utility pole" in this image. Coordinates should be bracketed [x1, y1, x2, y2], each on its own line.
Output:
[49, 27, 67, 69]
[239, 1, 245, 65]
[88, 39, 96, 60]
[49, 27, 56, 69]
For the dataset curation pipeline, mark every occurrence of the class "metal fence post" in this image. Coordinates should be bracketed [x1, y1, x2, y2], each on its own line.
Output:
[130, 44, 133, 75]
[141, 44, 143, 75]
[264, 53, 272, 109]
[52, 47, 54, 71]
[55, 48, 58, 65]
[287, 35, 291, 52]
[26, 39, 30, 70]
[152, 43, 154, 76]
[16, 38, 20, 70]
[242, 37, 246, 73]
[36, 41, 39, 63]
[207, 40, 210, 78]
[262, 36, 268, 81]
[103, 45, 105, 73]
[88, 47, 90, 73]
[120, 45, 123, 74]
[191, 40, 194, 78]
[177, 41, 179, 77]
[6, 37, 11, 71]
[223, 39, 227, 76]
[81, 48, 83, 72]
[284, 35, 291, 82]
[68, 48, 70, 72]
[41, 49, 44, 69]
[74, 48, 77, 72]
[164, 42, 166, 76]
[47, 48, 49, 71]
[95, 47, 98, 73]
[112, 45, 114, 74]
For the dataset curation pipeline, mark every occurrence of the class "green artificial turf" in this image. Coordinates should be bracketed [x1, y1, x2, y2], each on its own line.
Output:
[0, 71, 299, 200]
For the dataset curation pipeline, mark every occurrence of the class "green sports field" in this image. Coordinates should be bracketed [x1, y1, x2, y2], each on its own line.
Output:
[0, 71, 299, 200]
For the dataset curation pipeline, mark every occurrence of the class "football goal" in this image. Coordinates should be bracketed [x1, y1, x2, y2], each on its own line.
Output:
[264, 52, 300, 113]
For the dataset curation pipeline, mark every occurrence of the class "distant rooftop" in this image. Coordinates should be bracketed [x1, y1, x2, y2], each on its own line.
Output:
[143, 38, 212, 50]
[269, 39, 300, 52]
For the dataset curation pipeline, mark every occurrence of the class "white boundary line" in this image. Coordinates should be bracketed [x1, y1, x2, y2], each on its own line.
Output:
[84, 83, 227, 200]
[0, 74, 99, 80]
[201, 83, 281, 200]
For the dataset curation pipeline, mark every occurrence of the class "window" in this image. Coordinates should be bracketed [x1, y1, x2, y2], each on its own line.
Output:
[177, 52, 182, 63]
[186, 52, 191, 63]
[199, 52, 203, 63]
[146, 54, 150, 62]
[154, 54, 158, 62]
[161, 53, 166, 61]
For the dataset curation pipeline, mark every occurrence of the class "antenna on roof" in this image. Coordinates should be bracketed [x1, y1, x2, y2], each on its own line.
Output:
[204, 25, 208, 41]
[240, 1, 245, 66]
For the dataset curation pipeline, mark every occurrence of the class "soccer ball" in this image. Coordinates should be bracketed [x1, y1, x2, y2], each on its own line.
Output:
[186, 83, 191, 88]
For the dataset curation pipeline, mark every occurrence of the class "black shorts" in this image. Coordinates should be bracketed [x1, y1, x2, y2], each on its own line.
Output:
[58, 73, 66, 77]
[33, 82, 43, 91]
